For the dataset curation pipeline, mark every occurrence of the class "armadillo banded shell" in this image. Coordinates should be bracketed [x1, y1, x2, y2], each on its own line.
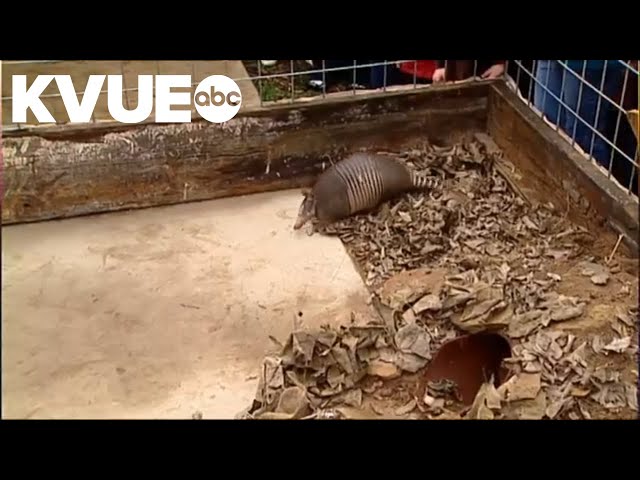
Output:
[313, 152, 432, 222]
[336, 154, 387, 214]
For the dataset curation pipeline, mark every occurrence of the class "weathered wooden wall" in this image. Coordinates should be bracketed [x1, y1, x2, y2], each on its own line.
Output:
[2, 83, 490, 225]
[488, 82, 639, 254]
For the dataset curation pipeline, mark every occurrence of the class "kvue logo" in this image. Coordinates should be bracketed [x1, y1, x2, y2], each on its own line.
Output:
[11, 74, 243, 124]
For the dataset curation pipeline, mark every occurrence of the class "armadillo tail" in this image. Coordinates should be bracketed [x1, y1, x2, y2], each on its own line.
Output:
[410, 170, 436, 190]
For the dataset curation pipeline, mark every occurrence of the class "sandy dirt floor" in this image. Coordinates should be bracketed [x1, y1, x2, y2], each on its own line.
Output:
[1, 190, 373, 419]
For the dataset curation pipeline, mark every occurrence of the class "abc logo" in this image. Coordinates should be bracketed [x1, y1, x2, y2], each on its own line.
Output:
[194, 75, 242, 123]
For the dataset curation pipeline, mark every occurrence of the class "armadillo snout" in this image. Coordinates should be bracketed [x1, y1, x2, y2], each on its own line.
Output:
[293, 214, 311, 230]
[293, 195, 316, 230]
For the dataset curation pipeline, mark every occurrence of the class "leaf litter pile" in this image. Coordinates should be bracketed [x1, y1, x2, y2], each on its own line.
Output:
[236, 133, 638, 420]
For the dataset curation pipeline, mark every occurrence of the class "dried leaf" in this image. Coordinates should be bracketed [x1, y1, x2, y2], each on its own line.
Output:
[508, 310, 547, 339]
[395, 352, 428, 373]
[357, 347, 376, 363]
[545, 398, 572, 419]
[315, 384, 344, 398]
[398, 211, 412, 222]
[316, 331, 338, 348]
[590, 273, 609, 285]
[570, 387, 591, 398]
[335, 406, 380, 419]
[331, 346, 355, 374]
[378, 268, 447, 310]
[499, 262, 511, 280]
[565, 342, 588, 367]
[326, 366, 345, 388]
[497, 373, 541, 402]
[466, 382, 500, 420]
[377, 347, 397, 363]
[370, 403, 387, 417]
[412, 293, 443, 313]
[470, 402, 495, 420]
[455, 299, 512, 333]
[547, 272, 562, 282]
[341, 334, 359, 354]
[421, 243, 444, 254]
[577, 401, 591, 419]
[611, 321, 627, 338]
[602, 336, 631, 354]
[394, 324, 431, 359]
[402, 308, 417, 324]
[292, 332, 316, 364]
[550, 304, 585, 322]
[432, 409, 462, 420]
[563, 334, 576, 354]
[330, 388, 363, 408]
[254, 356, 285, 407]
[255, 411, 301, 420]
[592, 384, 627, 410]
[423, 394, 442, 408]
[548, 339, 564, 362]
[591, 335, 603, 354]
[579, 261, 608, 278]
[522, 216, 539, 230]
[625, 384, 638, 411]
[485, 383, 503, 410]
[375, 336, 389, 349]
[275, 386, 312, 419]
[523, 362, 542, 373]
[503, 391, 547, 420]
[615, 310, 636, 327]
[464, 239, 486, 250]
[395, 399, 418, 416]
[367, 360, 401, 379]
[591, 368, 620, 384]
[545, 249, 570, 260]
[426, 379, 459, 397]
[442, 292, 475, 310]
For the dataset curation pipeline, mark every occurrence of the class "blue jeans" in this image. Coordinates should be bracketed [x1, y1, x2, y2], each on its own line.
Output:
[534, 60, 629, 171]
[534, 60, 565, 125]
[562, 62, 627, 170]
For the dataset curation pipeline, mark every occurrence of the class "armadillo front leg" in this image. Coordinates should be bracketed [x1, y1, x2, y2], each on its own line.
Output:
[306, 222, 316, 236]
[307, 218, 331, 236]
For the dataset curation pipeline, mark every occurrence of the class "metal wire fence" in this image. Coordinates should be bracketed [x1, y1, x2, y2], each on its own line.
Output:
[2, 59, 638, 197]
[506, 60, 638, 199]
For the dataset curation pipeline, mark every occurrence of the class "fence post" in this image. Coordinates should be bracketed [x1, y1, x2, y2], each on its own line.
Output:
[626, 109, 639, 195]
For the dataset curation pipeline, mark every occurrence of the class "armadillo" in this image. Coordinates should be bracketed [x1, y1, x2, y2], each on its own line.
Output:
[293, 152, 435, 230]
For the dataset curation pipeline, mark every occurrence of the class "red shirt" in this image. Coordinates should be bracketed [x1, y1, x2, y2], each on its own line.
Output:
[398, 60, 437, 80]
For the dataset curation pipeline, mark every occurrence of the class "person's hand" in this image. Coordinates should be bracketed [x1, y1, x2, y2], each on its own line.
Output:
[432, 68, 446, 82]
[481, 64, 505, 79]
